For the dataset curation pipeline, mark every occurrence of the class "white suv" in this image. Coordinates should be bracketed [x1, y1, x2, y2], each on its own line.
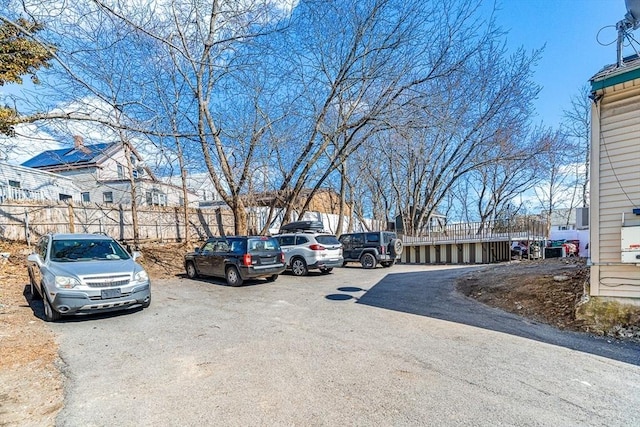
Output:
[275, 229, 343, 276]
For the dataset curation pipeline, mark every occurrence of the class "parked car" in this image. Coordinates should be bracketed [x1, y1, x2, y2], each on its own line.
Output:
[275, 229, 343, 276]
[339, 231, 403, 268]
[26, 233, 151, 322]
[184, 236, 285, 286]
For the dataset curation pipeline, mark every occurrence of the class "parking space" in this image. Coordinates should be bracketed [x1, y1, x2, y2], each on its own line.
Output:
[52, 264, 640, 426]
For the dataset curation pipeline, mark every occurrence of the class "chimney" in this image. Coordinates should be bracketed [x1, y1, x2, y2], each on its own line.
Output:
[73, 135, 91, 154]
[74, 135, 84, 148]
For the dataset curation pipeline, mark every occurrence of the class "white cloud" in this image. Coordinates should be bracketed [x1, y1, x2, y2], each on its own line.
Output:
[0, 124, 62, 165]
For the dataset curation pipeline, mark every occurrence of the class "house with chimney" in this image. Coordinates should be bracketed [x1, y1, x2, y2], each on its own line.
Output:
[21, 136, 198, 207]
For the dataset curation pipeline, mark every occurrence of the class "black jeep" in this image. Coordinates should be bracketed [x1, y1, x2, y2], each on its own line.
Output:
[339, 231, 403, 268]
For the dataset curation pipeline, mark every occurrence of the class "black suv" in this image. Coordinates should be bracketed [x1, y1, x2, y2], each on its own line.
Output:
[184, 236, 285, 286]
[339, 231, 403, 268]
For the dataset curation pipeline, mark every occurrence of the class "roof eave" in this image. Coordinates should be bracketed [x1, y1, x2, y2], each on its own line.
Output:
[591, 58, 640, 92]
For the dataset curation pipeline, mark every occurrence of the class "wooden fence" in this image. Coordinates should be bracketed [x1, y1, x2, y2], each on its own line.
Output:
[0, 200, 235, 245]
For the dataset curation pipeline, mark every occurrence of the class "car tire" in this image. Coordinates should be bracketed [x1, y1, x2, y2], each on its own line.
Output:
[320, 268, 333, 274]
[291, 257, 308, 276]
[381, 261, 394, 268]
[30, 282, 42, 300]
[42, 294, 61, 322]
[266, 274, 278, 282]
[142, 294, 151, 308]
[186, 261, 198, 279]
[28, 269, 42, 300]
[360, 253, 377, 269]
[390, 239, 403, 257]
[226, 266, 243, 287]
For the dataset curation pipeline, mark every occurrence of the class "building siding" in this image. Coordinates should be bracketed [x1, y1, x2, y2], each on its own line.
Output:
[0, 163, 80, 202]
[591, 72, 640, 301]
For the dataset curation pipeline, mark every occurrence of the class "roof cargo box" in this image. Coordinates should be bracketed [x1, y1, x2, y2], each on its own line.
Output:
[279, 221, 324, 232]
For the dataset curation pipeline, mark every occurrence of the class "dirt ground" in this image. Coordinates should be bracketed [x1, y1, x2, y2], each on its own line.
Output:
[456, 257, 589, 331]
[0, 240, 636, 426]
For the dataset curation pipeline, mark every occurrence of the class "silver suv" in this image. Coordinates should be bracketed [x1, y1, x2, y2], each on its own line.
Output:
[27, 233, 151, 321]
[275, 229, 343, 276]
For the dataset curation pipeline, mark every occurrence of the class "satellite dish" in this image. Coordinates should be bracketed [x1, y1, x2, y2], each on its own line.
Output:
[626, 0, 640, 25]
[616, 0, 640, 67]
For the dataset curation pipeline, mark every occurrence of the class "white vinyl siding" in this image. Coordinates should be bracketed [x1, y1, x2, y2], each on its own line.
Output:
[591, 74, 640, 299]
[0, 163, 80, 202]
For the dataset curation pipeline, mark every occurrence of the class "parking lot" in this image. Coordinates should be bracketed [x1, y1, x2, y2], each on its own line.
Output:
[52, 264, 640, 426]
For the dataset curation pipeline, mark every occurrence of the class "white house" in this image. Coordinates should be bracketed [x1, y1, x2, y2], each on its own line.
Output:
[22, 136, 198, 207]
[0, 162, 80, 202]
[166, 172, 223, 208]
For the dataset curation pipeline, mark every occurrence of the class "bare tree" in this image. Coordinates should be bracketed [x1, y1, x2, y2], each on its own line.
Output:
[265, 0, 509, 226]
[464, 126, 551, 231]
[532, 129, 574, 237]
[562, 83, 591, 208]
[4, 0, 550, 240]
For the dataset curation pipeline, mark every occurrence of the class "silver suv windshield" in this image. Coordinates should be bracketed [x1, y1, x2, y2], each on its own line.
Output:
[50, 239, 131, 262]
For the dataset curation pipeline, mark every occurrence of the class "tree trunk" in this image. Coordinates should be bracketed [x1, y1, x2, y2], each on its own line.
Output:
[232, 198, 248, 235]
[122, 139, 140, 247]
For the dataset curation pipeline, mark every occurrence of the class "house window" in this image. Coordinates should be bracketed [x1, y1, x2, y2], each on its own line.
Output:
[179, 196, 184, 206]
[117, 164, 125, 179]
[103, 191, 113, 204]
[146, 190, 167, 206]
[81, 192, 91, 202]
[7, 180, 21, 199]
[59, 194, 72, 201]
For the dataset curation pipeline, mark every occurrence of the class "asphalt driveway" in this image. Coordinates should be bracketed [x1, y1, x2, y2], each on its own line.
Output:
[51, 264, 640, 426]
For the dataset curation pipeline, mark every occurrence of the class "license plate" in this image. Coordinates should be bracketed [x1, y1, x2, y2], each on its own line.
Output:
[101, 288, 122, 299]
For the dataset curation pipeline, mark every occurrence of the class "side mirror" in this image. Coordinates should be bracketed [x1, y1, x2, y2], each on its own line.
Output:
[27, 253, 42, 266]
[194, 247, 201, 253]
[132, 251, 142, 261]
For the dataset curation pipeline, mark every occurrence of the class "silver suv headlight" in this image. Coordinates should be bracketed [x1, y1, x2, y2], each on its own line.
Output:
[55, 276, 81, 289]
[134, 270, 149, 282]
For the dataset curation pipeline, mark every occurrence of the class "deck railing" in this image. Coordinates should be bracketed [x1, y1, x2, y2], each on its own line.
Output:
[400, 218, 546, 244]
[0, 184, 46, 202]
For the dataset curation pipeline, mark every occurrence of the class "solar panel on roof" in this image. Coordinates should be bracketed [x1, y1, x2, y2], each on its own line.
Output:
[21, 142, 114, 168]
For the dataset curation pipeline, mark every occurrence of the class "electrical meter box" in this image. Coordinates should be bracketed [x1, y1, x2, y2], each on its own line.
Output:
[621, 226, 640, 263]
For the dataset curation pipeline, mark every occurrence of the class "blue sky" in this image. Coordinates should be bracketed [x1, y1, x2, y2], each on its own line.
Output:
[491, 0, 628, 128]
[0, 0, 631, 164]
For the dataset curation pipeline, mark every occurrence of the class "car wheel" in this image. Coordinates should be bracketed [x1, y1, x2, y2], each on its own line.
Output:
[381, 261, 394, 268]
[142, 294, 151, 308]
[360, 253, 377, 269]
[390, 238, 403, 257]
[28, 269, 42, 300]
[291, 257, 308, 276]
[30, 282, 42, 300]
[226, 266, 244, 287]
[186, 261, 198, 279]
[42, 294, 61, 322]
[320, 268, 333, 274]
[266, 274, 278, 282]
